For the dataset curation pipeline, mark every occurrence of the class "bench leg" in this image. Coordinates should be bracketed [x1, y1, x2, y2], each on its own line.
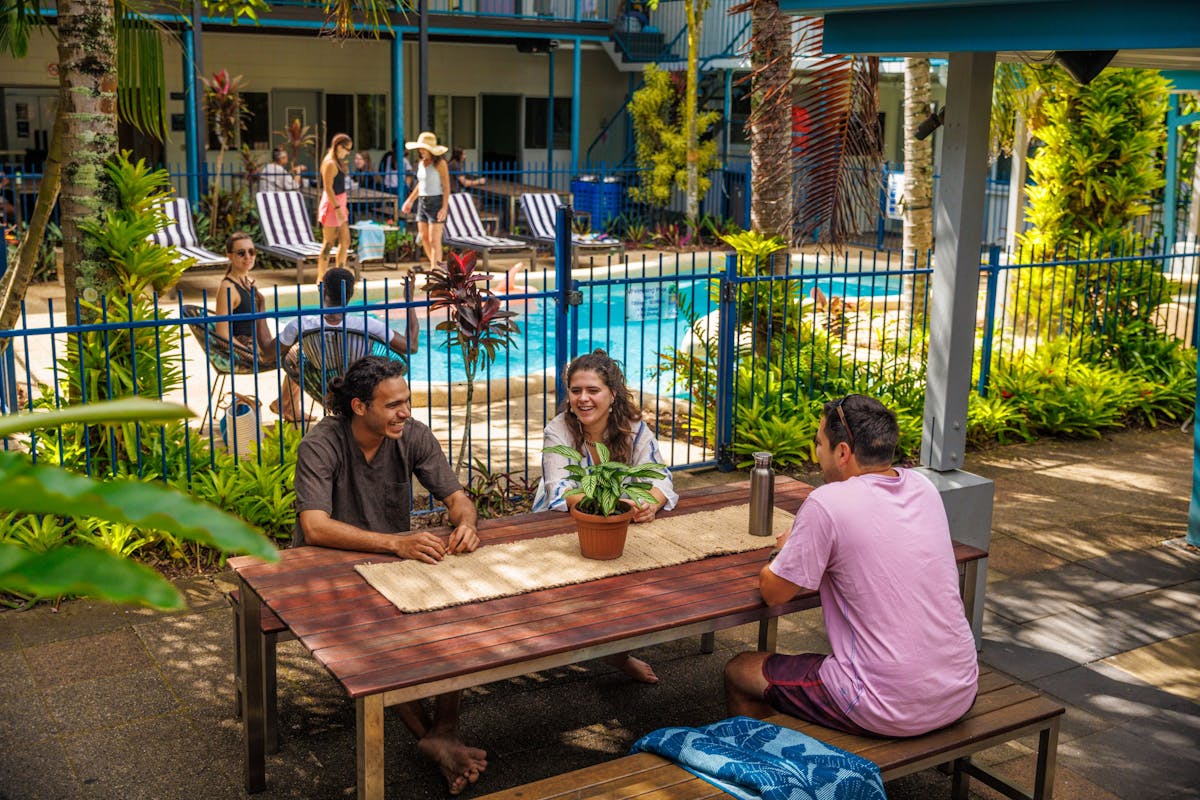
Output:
[951, 756, 971, 800]
[231, 594, 281, 754]
[238, 577, 268, 793]
[356, 694, 386, 800]
[699, 632, 715, 654]
[1035, 720, 1060, 800]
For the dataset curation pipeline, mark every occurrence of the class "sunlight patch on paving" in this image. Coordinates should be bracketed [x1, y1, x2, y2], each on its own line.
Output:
[1101, 631, 1200, 703]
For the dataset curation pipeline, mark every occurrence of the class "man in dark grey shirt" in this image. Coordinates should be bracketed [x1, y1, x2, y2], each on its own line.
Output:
[294, 355, 485, 794]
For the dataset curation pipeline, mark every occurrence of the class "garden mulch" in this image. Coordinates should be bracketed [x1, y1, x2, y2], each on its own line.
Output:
[1, 425, 1198, 799]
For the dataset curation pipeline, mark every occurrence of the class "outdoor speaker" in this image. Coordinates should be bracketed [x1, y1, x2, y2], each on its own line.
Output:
[1054, 50, 1117, 85]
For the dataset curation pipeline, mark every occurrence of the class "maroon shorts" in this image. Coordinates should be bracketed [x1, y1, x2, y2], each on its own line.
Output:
[762, 653, 875, 737]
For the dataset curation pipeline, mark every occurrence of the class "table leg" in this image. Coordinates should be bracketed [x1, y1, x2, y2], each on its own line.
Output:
[356, 694, 386, 800]
[757, 617, 778, 652]
[238, 574, 267, 793]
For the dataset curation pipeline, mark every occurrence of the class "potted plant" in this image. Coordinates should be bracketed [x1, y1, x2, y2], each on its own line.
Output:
[545, 442, 666, 560]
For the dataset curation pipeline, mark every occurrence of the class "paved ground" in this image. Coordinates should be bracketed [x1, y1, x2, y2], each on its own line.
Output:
[1, 425, 1198, 799]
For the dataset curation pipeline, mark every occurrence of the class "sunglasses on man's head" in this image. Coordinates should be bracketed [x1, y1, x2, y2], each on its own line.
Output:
[234, 248, 256, 258]
[835, 395, 856, 453]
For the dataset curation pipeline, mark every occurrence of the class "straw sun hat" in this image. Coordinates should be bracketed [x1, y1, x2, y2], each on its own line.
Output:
[405, 131, 448, 156]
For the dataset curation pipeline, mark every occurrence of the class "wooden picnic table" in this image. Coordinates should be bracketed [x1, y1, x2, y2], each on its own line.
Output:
[470, 179, 570, 233]
[300, 184, 401, 223]
[230, 477, 986, 799]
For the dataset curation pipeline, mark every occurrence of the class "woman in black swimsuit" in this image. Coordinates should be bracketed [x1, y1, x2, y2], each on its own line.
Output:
[214, 231, 308, 423]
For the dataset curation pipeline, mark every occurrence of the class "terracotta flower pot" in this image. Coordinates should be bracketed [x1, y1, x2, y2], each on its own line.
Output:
[570, 505, 634, 560]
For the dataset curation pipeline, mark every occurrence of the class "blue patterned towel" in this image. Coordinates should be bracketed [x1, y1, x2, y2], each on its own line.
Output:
[630, 716, 886, 800]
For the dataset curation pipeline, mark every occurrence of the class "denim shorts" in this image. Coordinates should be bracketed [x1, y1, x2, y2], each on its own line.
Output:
[416, 194, 444, 224]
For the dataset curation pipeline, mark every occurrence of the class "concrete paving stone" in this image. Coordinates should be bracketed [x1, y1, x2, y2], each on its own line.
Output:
[61, 714, 242, 800]
[0, 614, 19, 652]
[133, 606, 237, 712]
[170, 574, 234, 613]
[1070, 511, 1189, 551]
[984, 562, 1147, 624]
[1033, 661, 1198, 726]
[967, 755, 1123, 800]
[42, 667, 179, 731]
[1102, 631, 1200, 703]
[1056, 717, 1200, 800]
[23, 629, 151, 689]
[983, 533, 1069, 579]
[980, 634, 1085, 682]
[0, 687, 59, 742]
[0, 736, 82, 800]
[6, 600, 140, 647]
[1077, 545, 1200, 587]
[1001, 603, 1188, 665]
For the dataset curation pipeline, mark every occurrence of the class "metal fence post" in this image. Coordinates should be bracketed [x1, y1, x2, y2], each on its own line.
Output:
[554, 203, 576, 408]
[977, 246, 1001, 397]
[715, 252, 738, 471]
[877, 164, 888, 251]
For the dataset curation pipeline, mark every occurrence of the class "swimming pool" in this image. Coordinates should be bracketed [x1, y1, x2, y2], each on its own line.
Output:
[282, 271, 901, 394]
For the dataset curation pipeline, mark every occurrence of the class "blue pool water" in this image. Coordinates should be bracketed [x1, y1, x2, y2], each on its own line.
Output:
[287, 273, 900, 393]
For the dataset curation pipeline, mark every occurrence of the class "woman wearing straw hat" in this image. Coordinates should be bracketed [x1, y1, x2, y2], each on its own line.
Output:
[401, 131, 451, 272]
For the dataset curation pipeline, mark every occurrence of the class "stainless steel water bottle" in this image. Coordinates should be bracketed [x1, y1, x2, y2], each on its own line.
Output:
[748, 451, 775, 536]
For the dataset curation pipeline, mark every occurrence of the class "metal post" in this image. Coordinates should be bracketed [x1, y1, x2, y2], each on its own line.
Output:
[1165, 94, 1180, 251]
[977, 246, 1001, 397]
[1191, 344, 1200, 546]
[715, 252, 738, 471]
[182, 24, 201, 205]
[571, 39, 581, 171]
[547, 47, 555, 188]
[920, 51, 996, 471]
[554, 203, 574, 408]
[418, 0, 429, 130]
[877, 164, 888, 251]
[392, 35, 405, 209]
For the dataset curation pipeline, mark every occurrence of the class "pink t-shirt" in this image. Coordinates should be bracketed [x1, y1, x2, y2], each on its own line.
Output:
[769, 469, 978, 736]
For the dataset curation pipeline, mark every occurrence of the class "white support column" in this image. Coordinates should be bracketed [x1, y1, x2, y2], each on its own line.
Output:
[921, 51, 996, 471]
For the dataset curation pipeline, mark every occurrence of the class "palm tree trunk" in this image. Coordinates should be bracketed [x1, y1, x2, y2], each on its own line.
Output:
[1004, 109, 1029, 255]
[0, 89, 64, 341]
[57, 0, 120, 325]
[747, 0, 794, 252]
[684, 4, 704, 224]
[902, 57, 933, 319]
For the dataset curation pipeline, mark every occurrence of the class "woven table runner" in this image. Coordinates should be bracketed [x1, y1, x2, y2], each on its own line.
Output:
[357, 503, 795, 614]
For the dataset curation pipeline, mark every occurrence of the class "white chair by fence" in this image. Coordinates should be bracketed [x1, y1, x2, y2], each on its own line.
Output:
[444, 193, 536, 271]
[520, 192, 624, 266]
[255, 191, 354, 284]
[147, 198, 229, 270]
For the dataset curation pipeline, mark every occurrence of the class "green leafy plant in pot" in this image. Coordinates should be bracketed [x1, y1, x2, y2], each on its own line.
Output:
[545, 442, 667, 560]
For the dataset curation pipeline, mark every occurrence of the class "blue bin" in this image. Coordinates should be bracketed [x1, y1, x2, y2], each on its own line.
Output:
[571, 176, 622, 230]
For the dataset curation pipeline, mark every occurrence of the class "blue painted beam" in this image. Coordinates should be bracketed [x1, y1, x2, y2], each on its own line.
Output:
[182, 27, 200, 204]
[777, 0, 1200, 54]
[1164, 72, 1200, 92]
[572, 40, 581, 171]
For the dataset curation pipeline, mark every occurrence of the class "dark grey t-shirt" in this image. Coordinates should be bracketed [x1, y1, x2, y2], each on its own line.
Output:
[293, 415, 463, 545]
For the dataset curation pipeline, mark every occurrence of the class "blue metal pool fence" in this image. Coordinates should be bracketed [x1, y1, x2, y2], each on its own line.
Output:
[3, 227, 1196, 487]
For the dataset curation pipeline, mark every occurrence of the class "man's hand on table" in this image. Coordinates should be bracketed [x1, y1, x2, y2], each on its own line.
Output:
[392, 531, 451, 564]
[447, 522, 480, 555]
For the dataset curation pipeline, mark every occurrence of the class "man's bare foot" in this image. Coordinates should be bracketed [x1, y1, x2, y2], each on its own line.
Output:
[605, 653, 659, 685]
[417, 732, 488, 795]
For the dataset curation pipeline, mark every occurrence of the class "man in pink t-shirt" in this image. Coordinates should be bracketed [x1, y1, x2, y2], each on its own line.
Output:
[724, 395, 978, 737]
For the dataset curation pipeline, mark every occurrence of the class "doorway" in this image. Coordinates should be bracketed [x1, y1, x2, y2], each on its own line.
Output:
[480, 95, 521, 167]
[271, 89, 322, 173]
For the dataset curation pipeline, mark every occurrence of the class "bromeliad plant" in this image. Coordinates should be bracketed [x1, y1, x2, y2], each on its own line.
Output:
[544, 442, 666, 517]
[425, 250, 521, 473]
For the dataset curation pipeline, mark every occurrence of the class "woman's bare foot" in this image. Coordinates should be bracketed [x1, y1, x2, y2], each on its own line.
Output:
[417, 733, 488, 795]
[604, 653, 659, 685]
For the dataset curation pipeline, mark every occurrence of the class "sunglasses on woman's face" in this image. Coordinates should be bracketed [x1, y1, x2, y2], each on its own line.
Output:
[233, 248, 256, 258]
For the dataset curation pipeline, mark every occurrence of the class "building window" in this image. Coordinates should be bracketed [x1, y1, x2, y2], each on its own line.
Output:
[244, 92, 270, 150]
[524, 97, 571, 149]
[325, 94, 354, 143]
[426, 95, 477, 150]
[356, 94, 387, 150]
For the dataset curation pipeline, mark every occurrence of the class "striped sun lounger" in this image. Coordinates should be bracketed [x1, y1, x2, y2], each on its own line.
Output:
[147, 198, 229, 270]
[256, 191, 353, 284]
[443, 193, 536, 271]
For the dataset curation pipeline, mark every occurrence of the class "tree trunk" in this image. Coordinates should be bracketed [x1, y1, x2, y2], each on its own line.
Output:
[1005, 109, 1030, 255]
[747, 0, 794, 253]
[1189, 130, 1200, 241]
[684, 3, 705, 224]
[902, 57, 933, 319]
[0, 89, 65, 342]
[57, 0, 120, 325]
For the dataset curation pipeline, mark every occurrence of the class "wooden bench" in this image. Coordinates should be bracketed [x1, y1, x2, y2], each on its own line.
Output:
[477, 667, 1065, 800]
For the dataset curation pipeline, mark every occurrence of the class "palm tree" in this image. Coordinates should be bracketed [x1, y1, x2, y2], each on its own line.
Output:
[735, 0, 794, 249]
[902, 57, 933, 318]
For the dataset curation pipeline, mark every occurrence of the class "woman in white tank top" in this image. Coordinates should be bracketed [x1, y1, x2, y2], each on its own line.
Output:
[400, 131, 451, 272]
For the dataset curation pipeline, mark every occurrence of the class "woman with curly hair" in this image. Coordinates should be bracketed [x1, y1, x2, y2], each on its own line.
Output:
[533, 349, 678, 683]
